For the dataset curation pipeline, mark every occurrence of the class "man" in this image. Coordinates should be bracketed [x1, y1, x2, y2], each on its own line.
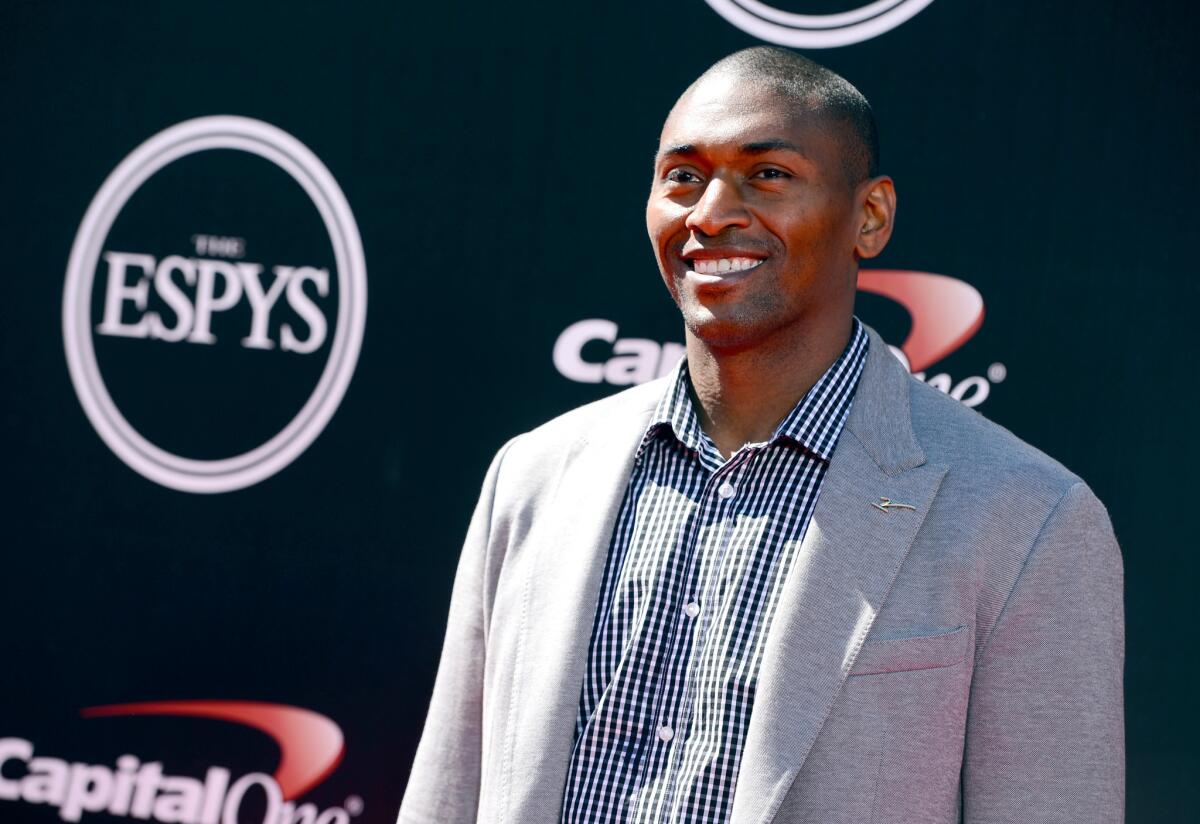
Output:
[398, 47, 1124, 824]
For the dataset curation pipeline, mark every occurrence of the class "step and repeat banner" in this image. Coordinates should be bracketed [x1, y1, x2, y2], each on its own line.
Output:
[1, 1, 1195, 822]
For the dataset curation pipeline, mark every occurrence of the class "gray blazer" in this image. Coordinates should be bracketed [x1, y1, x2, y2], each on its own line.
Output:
[397, 326, 1124, 824]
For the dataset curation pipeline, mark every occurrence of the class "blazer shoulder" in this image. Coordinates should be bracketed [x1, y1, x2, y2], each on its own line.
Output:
[907, 375, 1086, 505]
[904, 377, 1121, 656]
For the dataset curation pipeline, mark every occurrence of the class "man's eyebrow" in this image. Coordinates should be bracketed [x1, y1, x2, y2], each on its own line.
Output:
[740, 139, 808, 157]
[656, 144, 697, 163]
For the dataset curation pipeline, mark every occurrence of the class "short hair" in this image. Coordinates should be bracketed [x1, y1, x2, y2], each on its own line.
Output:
[698, 46, 880, 183]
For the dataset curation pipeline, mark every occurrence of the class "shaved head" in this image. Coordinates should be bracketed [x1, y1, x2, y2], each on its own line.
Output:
[683, 47, 880, 185]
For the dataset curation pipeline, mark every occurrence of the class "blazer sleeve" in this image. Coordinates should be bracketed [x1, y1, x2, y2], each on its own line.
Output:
[962, 481, 1125, 823]
[397, 438, 516, 824]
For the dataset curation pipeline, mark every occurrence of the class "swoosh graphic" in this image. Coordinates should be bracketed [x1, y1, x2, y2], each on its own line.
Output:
[857, 269, 984, 371]
[81, 700, 344, 800]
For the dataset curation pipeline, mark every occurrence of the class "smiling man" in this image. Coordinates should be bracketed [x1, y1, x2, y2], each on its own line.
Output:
[398, 48, 1124, 824]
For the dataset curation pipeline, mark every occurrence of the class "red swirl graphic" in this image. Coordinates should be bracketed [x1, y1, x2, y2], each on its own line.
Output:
[858, 269, 984, 372]
[82, 700, 344, 800]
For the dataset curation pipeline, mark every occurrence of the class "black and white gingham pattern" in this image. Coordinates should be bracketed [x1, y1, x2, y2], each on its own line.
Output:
[561, 319, 868, 824]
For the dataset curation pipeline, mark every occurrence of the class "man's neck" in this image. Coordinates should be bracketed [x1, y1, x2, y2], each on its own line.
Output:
[685, 315, 854, 460]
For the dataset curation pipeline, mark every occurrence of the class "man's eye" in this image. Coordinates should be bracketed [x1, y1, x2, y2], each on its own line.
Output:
[665, 169, 700, 184]
[754, 168, 791, 180]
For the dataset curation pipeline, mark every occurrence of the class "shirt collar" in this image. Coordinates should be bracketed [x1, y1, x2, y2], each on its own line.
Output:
[638, 317, 869, 465]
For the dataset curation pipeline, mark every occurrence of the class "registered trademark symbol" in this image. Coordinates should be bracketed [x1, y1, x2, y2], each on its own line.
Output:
[987, 362, 1007, 383]
[344, 795, 364, 816]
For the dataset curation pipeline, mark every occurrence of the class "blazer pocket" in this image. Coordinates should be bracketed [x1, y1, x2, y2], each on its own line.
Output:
[848, 625, 969, 677]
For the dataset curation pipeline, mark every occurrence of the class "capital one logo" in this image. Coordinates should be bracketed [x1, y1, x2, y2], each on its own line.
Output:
[0, 700, 360, 824]
[856, 270, 982, 372]
[703, 0, 936, 48]
[62, 116, 367, 493]
[555, 270, 1006, 408]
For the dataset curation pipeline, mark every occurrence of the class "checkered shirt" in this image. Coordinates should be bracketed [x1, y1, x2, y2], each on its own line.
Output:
[561, 319, 868, 824]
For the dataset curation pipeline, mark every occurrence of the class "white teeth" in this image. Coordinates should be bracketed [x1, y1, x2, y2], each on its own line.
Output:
[689, 257, 763, 275]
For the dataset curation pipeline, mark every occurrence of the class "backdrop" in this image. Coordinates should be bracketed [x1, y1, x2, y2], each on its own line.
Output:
[2, 1, 1196, 822]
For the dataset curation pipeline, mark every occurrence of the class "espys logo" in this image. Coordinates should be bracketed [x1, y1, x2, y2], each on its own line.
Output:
[553, 270, 1006, 408]
[0, 700, 360, 824]
[703, 0, 936, 48]
[62, 116, 367, 494]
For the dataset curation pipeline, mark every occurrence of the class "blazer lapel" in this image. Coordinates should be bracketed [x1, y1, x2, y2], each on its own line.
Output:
[730, 327, 948, 824]
[499, 387, 661, 824]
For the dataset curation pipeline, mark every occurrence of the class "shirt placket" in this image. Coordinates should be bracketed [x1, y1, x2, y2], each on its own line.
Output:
[635, 447, 756, 822]
[620, 454, 709, 817]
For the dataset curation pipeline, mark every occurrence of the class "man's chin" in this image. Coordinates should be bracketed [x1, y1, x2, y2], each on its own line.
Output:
[681, 310, 777, 354]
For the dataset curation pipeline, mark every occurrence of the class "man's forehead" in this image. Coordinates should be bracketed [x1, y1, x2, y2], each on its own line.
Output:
[660, 87, 824, 154]
[678, 72, 767, 113]
[661, 73, 823, 144]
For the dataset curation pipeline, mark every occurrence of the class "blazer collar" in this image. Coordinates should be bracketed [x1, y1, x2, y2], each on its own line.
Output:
[845, 323, 927, 476]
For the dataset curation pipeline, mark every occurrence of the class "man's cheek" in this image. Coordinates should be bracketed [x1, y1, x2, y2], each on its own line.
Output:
[662, 271, 685, 306]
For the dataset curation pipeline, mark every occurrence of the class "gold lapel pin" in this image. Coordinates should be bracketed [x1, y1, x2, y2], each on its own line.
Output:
[872, 497, 916, 513]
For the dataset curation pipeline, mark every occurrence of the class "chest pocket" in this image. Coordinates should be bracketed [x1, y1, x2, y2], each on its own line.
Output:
[848, 625, 969, 677]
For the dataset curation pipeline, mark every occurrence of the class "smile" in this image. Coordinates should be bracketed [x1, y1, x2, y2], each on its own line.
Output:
[686, 257, 764, 275]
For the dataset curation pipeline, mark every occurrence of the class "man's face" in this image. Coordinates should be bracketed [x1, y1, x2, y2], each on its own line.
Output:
[647, 73, 870, 351]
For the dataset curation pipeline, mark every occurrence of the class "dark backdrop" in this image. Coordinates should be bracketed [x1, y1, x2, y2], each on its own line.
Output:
[2, 1, 1196, 821]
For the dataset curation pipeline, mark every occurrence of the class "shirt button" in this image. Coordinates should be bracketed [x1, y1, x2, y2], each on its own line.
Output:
[658, 725, 674, 742]
[684, 601, 701, 618]
[717, 481, 736, 499]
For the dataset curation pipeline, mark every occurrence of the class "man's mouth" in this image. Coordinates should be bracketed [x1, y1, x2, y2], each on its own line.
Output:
[685, 257, 764, 275]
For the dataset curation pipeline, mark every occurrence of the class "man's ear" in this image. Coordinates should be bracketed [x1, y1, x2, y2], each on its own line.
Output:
[854, 176, 896, 260]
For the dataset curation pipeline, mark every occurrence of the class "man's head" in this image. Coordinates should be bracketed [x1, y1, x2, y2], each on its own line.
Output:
[647, 46, 895, 353]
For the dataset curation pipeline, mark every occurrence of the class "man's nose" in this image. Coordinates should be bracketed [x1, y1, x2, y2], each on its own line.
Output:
[685, 176, 751, 236]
